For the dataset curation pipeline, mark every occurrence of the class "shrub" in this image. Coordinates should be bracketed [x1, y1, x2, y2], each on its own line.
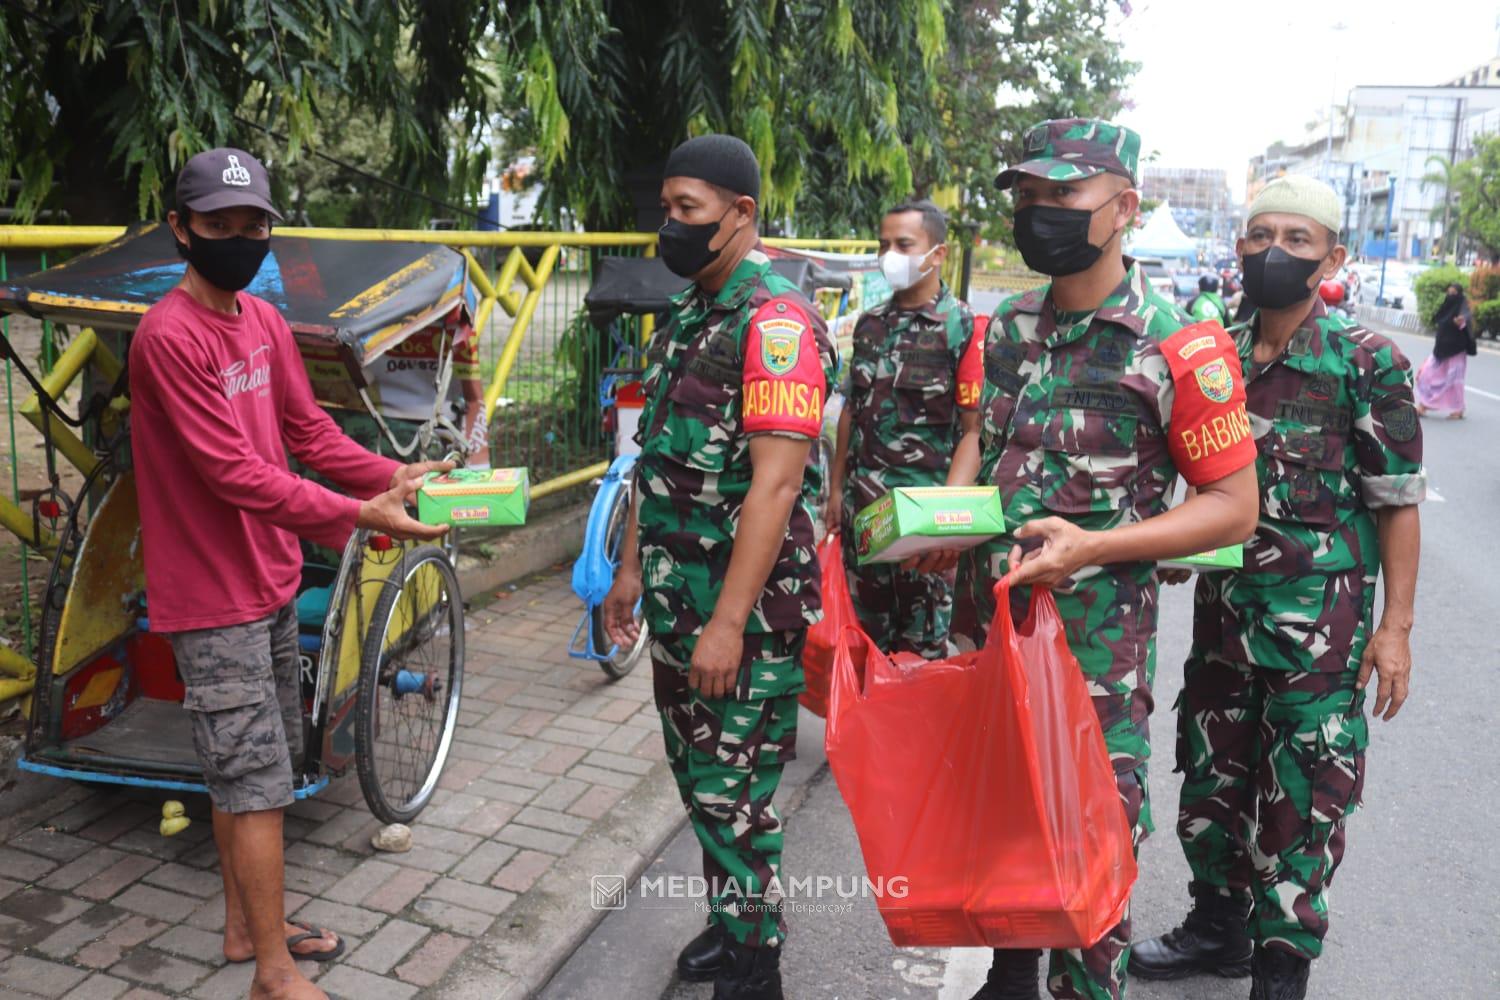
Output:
[1470, 263, 1500, 303]
[1474, 298, 1500, 337]
[1414, 265, 1468, 327]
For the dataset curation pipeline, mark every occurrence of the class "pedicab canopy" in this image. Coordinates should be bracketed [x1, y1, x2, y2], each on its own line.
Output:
[0, 222, 477, 408]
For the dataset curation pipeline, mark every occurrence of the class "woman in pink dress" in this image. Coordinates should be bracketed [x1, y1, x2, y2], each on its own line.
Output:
[1415, 284, 1475, 419]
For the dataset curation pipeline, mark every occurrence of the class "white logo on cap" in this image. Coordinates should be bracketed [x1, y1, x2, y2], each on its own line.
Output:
[222, 155, 252, 187]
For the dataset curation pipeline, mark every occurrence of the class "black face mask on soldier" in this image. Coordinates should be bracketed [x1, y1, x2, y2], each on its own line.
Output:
[1240, 246, 1324, 311]
[176, 228, 271, 292]
[658, 206, 735, 278]
[1011, 190, 1125, 277]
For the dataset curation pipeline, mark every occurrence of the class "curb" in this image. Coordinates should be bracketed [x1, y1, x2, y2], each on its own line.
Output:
[456, 501, 590, 601]
[526, 710, 831, 999]
[426, 757, 688, 999]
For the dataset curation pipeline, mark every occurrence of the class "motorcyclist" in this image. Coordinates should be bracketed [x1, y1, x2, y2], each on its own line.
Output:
[1186, 273, 1229, 324]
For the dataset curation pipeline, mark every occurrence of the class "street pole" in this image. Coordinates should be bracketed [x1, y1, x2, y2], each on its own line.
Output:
[1377, 175, 1397, 306]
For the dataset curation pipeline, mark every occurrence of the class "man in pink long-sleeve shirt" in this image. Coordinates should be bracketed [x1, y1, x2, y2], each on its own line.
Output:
[130, 148, 448, 1000]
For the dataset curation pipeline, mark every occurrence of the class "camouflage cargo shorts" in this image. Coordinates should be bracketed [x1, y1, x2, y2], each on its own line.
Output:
[169, 603, 303, 814]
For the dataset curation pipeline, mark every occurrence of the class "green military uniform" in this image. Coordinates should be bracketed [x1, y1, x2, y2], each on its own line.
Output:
[1187, 290, 1228, 325]
[1173, 299, 1425, 958]
[841, 283, 977, 656]
[960, 115, 1262, 1000]
[959, 258, 1255, 998]
[635, 245, 836, 948]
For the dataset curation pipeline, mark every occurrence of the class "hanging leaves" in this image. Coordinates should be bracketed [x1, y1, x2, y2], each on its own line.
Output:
[1, 0, 1135, 234]
[0, 0, 497, 224]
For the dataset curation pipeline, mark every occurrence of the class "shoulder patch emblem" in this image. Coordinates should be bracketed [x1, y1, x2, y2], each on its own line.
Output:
[757, 317, 805, 376]
[1177, 334, 1217, 362]
[1194, 360, 1234, 404]
[1380, 398, 1418, 443]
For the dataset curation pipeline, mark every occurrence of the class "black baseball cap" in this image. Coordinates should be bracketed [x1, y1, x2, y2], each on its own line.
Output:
[175, 147, 282, 221]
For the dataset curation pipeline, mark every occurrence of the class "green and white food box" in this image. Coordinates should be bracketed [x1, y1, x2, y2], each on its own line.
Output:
[417, 467, 530, 527]
[1158, 544, 1243, 573]
[852, 486, 1005, 565]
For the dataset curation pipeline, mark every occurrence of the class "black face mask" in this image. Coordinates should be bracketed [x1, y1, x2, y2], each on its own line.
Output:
[658, 206, 734, 278]
[178, 229, 271, 292]
[1012, 192, 1123, 277]
[1240, 246, 1324, 311]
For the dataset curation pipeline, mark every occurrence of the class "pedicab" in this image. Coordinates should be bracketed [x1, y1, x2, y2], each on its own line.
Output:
[567, 251, 871, 676]
[0, 223, 486, 824]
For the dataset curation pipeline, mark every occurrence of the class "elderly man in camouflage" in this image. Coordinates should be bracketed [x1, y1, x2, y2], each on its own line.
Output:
[1130, 176, 1424, 1000]
[602, 134, 835, 1000]
[826, 199, 979, 657]
[926, 118, 1262, 1000]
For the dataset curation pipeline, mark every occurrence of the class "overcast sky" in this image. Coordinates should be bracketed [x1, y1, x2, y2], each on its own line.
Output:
[1110, 0, 1500, 200]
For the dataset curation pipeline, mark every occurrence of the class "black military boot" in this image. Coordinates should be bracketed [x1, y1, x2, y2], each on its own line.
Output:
[1249, 945, 1310, 1000]
[967, 948, 1042, 1000]
[1129, 882, 1252, 980]
[677, 920, 728, 982]
[711, 939, 783, 1000]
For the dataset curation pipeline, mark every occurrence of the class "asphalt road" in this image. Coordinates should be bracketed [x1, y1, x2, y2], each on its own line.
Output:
[542, 321, 1500, 999]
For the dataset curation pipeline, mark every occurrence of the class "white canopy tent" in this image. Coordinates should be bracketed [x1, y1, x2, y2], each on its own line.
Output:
[1127, 201, 1198, 263]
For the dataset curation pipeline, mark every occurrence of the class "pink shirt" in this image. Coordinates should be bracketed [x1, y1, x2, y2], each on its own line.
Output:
[130, 288, 401, 632]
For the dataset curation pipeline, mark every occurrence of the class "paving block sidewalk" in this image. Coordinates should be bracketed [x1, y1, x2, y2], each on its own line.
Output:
[0, 568, 677, 1000]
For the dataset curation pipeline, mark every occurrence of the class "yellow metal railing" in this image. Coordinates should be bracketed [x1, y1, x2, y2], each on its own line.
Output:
[0, 225, 876, 444]
[0, 226, 881, 700]
[0, 226, 877, 528]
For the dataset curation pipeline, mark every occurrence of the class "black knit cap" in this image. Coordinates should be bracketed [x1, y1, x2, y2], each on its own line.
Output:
[663, 134, 760, 202]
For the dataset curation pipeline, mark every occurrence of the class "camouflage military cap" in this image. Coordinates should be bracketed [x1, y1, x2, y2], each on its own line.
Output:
[996, 118, 1141, 190]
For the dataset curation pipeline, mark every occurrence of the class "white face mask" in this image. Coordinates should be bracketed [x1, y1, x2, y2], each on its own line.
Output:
[880, 245, 941, 293]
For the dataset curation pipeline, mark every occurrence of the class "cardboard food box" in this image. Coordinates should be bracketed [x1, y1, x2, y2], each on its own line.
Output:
[853, 487, 1005, 566]
[1158, 544, 1243, 573]
[416, 467, 530, 527]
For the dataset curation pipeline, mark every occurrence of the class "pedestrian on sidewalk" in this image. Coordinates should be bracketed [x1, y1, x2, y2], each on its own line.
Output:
[1131, 175, 1426, 1000]
[601, 134, 836, 1000]
[1414, 282, 1475, 419]
[926, 117, 1261, 1000]
[129, 147, 450, 1000]
[826, 198, 980, 659]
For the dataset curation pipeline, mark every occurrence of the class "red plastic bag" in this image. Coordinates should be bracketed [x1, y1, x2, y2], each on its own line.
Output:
[800, 532, 857, 717]
[825, 579, 1136, 949]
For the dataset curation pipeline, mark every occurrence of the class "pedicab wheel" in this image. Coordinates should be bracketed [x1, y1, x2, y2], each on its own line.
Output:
[590, 481, 649, 680]
[355, 545, 465, 825]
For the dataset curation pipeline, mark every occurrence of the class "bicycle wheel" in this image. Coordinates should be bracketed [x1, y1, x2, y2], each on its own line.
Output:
[590, 481, 649, 680]
[355, 545, 464, 824]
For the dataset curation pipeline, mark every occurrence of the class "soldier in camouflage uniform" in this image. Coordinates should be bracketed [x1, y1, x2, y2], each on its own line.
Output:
[827, 199, 980, 657]
[602, 135, 835, 1000]
[1131, 176, 1424, 1000]
[929, 119, 1262, 1000]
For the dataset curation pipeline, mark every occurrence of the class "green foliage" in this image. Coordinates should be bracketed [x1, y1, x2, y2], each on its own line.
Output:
[1452, 135, 1500, 261]
[493, 0, 942, 231]
[1414, 265, 1467, 328]
[932, 1, 1137, 243]
[1469, 263, 1500, 302]
[496, 1, 1135, 237]
[3, 0, 1136, 234]
[1, 0, 496, 224]
[1473, 298, 1500, 335]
